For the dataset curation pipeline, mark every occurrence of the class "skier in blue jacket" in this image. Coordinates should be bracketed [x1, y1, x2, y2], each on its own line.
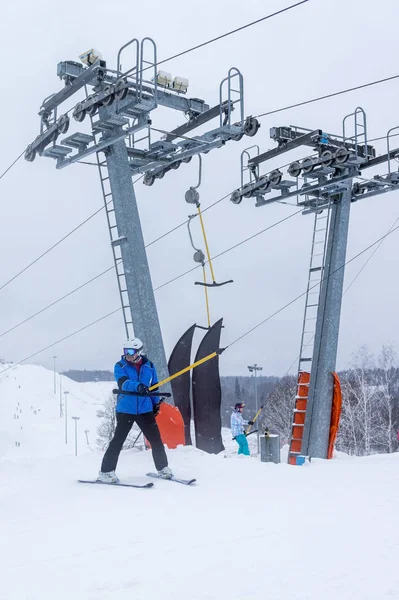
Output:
[98, 338, 173, 483]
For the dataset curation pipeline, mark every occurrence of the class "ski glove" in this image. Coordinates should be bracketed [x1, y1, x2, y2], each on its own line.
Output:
[248, 420, 254, 426]
[153, 403, 161, 417]
[137, 383, 149, 395]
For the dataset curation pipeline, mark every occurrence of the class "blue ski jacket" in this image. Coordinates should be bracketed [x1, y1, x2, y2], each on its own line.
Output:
[114, 356, 158, 415]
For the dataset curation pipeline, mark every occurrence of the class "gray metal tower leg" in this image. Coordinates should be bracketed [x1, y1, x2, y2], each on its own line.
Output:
[302, 182, 352, 458]
[105, 139, 171, 392]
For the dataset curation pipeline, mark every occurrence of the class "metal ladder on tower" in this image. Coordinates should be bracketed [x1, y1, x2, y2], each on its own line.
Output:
[288, 200, 332, 465]
[85, 92, 135, 341]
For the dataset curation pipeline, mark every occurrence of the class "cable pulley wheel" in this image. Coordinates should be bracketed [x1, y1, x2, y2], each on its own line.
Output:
[102, 85, 115, 106]
[232, 132, 244, 142]
[334, 147, 350, 164]
[320, 150, 334, 167]
[244, 117, 260, 138]
[115, 79, 129, 101]
[24, 145, 36, 162]
[170, 160, 181, 170]
[73, 102, 86, 123]
[301, 156, 315, 174]
[86, 100, 98, 117]
[57, 114, 70, 135]
[143, 173, 155, 186]
[288, 161, 302, 178]
[242, 185, 253, 198]
[268, 170, 282, 186]
[48, 129, 59, 143]
[257, 177, 270, 192]
[230, 190, 242, 204]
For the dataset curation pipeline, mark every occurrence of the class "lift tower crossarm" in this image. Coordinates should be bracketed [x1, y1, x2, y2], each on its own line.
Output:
[165, 101, 232, 141]
[40, 61, 105, 115]
[249, 130, 322, 165]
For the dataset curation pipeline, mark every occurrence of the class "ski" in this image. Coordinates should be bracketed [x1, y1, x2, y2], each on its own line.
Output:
[78, 479, 153, 489]
[146, 473, 196, 485]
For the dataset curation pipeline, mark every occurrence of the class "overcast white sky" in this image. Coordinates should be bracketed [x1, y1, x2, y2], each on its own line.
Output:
[1, 0, 399, 376]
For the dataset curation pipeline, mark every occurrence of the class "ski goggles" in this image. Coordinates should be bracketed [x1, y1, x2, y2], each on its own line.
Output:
[124, 348, 142, 357]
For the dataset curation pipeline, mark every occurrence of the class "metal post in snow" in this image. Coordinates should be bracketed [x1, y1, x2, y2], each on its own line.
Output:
[247, 363, 263, 453]
[84, 430, 90, 445]
[59, 373, 63, 417]
[72, 416, 80, 456]
[64, 391, 69, 444]
[103, 136, 171, 393]
[53, 355, 57, 395]
[302, 183, 352, 458]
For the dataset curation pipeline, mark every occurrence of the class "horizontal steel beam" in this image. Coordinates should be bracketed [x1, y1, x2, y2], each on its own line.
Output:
[165, 101, 231, 141]
[250, 130, 322, 165]
[359, 148, 399, 170]
[40, 62, 104, 115]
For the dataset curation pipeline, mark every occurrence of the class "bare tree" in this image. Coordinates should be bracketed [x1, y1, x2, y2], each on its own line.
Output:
[260, 375, 296, 445]
[96, 392, 144, 451]
[339, 346, 379, 455]
[337, 345, 399, 456]
[374, 345, 399, 454]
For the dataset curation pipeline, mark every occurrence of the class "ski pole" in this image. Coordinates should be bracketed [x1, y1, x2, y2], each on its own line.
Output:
[245, 404, 264, 435]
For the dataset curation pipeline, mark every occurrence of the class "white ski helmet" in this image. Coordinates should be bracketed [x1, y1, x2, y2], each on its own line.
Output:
[123, 337, 144, 357]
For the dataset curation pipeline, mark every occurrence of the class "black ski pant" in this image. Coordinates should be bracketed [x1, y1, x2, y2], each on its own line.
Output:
[101, 411, 168, 473]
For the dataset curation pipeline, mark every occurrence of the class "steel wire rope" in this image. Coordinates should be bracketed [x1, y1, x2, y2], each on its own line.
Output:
[226, 222, 399, 349]
[255, 74, 399, 119]
[3, 116, 399, 341]
[0, 207, 301, 340]
[119, 2, 310, 80]
[0, 2, 307, 184]
[3, 220, 399, 373]
[0, 150, 25, 181]
[0, 174, 142, 292]
[0, 142, 302, 294]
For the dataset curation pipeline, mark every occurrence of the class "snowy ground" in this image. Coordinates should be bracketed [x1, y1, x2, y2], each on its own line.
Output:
[1, 365, 399, 599]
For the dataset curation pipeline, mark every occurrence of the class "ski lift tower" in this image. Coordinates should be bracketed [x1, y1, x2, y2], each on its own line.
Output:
[230, 107, 399, 462]
[24, 39, 260, 389]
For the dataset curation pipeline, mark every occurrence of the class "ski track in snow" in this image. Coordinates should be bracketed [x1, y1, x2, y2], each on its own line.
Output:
[1, 364, 399, 599]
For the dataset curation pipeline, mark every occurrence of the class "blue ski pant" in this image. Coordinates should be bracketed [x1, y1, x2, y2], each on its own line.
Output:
[234, 434, 250, 456]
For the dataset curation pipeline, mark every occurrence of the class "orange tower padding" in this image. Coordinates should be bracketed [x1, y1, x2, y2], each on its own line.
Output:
[327, 372, 342, 459]
[146, 403, 185, 450]
[288, 371, 310, 465]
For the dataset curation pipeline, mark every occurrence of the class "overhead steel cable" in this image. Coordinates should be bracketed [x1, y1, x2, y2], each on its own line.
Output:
[0, 2, 308, 186]
[0, 150, 25, 181]
[0, 309, 122, 374]
[0, 266, 115, 340]
[120, 1, 310, 79]
[0, 208, 301, 339]
[227, 222, 399, 348]
[255, 73, 399, 119]
[3, 219, 399, 374]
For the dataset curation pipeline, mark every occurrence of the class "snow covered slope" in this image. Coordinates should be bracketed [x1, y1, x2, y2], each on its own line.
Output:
[0, 363, 105, 459]
[1, 364, 399, 599]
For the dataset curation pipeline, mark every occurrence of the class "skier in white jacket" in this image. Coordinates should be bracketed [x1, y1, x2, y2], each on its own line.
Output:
[231, 402, 254, 456]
